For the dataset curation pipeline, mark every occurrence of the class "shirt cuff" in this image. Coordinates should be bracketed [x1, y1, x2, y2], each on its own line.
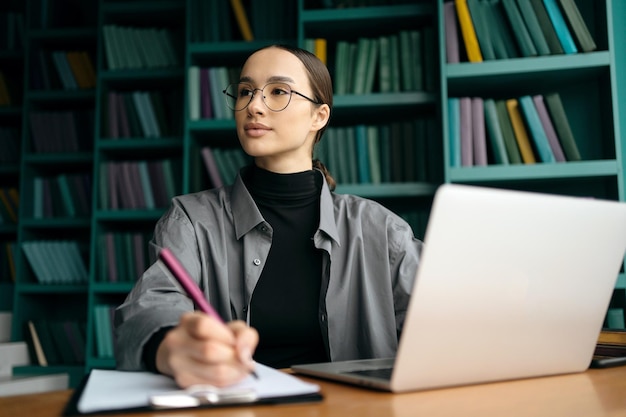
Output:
[142, 326, 175, 373]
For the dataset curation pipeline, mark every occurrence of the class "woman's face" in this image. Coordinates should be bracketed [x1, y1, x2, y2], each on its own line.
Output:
[234, 47, 329, 173]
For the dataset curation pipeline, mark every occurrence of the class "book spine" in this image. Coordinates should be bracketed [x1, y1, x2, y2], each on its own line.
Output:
[454, 0, 483, 62]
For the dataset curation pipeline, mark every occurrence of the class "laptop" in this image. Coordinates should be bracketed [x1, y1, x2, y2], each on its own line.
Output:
[292, 184, 626, 392]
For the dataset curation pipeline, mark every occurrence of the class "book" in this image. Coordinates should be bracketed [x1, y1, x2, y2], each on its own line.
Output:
[529, 0, 565, 54]
[483, 98, 509, 164]
[542, 0, 578, 54]
[472, 97, 487, 166]
[502, 0, 538, 57]
[515, 0, 551, 55]
[26, 320, 47, 366]
[518, 95, 556, 163]
[598, 329, 626, 346]
[229, 0, 254, 41]
[532, 95, 566, 162]
[448, 98, 461, 167]
[455, 0, 483, 62]
[467, 0, 495, 60]
[486, 0, 520, 59]
[201, 147, 224, 189]
[444, 1, 460, 63]
[543, 92, 581, 161]
[557, 0, 596, 52]
[459, 97, 473, 166]
[506, 98, 536, 163]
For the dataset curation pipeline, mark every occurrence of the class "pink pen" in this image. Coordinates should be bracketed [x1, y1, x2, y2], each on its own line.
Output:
[158, 247, 258, 378]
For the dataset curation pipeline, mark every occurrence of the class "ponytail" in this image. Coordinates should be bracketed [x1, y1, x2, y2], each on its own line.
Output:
[313, 159, 336, 191]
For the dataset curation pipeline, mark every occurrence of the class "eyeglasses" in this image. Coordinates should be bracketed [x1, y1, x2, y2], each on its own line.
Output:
[223, 82, 321, 112]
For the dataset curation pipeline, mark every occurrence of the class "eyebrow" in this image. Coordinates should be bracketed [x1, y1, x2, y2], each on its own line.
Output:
[239, 75, 296, 84]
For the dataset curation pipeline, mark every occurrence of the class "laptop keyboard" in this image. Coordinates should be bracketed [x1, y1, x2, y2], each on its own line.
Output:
[341, 367, 394, 380]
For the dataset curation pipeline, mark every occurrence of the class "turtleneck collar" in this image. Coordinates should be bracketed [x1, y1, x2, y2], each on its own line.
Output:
[242, 164, 322, 206]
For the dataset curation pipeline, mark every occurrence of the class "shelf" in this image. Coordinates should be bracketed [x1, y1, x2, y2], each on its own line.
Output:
[0, 106, 22, 117]
[20, 218, 91, 228]
[448, 160, 619, 183]
[335, 182, 438, 198]
[446, 52, 611, 96]
[92, 282, 135, 293]
[14, 283, 88, 293]
[22, 152, 93, 165]
[94, 209, 166, 222]
[0, 224, 18, 234]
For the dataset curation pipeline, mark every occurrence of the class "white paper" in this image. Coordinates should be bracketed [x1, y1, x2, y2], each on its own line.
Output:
[77, 363, 320, 413]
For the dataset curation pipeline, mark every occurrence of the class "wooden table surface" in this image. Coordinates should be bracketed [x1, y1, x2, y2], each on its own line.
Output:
[2, 367, 626, 417]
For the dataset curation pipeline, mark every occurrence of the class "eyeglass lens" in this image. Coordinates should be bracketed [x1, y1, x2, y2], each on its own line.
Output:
[225, 83, 293, 112]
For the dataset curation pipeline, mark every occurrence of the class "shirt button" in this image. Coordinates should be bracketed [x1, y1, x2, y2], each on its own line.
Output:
[243, 306, 248, 314]
[260, 226, 268, 232]
[321, 314, 327, 322]
[253, 259, 261, 266]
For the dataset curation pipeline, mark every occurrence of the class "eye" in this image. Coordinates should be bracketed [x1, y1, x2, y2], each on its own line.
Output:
[238, 86, 254, 97]
[269, 85, 290, 96]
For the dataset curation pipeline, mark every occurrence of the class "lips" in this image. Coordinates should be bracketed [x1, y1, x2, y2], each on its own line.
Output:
[244, 123, 271, 137]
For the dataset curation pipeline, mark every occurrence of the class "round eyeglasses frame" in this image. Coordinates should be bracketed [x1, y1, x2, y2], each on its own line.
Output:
[222, 82, 322, 112]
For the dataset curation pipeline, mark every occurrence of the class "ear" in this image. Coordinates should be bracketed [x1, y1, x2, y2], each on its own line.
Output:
[311, 103, 330, 131]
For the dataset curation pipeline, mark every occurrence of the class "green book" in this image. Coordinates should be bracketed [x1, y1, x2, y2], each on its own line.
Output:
[495, 100, 523, 164]
[352, 38, 371, 95]
[515, 0, 551, 55]
[377, 36, 392, 93]
[529, 0, 564, 54]
[367, 126, 381, 184]
[502, 0, 538, 57]
[557, 0, 596, 52]
[398, 31, 413, 92]
[334, 41, 350, 95]
[485, 0, 519, 59]
[467, 0, 496, 60]
[363, 37, 379, 94]
[483, 98, 509, 164]
[389, 34, 401, 93]
[543, 92, 582, 161]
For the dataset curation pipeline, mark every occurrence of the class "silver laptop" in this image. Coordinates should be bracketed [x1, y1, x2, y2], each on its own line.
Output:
[292, 184, 626, 392]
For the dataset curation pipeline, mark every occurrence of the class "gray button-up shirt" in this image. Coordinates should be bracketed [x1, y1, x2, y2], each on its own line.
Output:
[114, 170, 423, 370]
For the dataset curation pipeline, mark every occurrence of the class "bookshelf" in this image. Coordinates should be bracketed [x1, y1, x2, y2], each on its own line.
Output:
[10, 0, 98, 387]
[0, 1, 24, 313]
[440, 0, 626, 327]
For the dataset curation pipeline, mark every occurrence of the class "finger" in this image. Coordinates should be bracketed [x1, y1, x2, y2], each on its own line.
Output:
[180, 312, 235, 345]
[229, 321, 259, 370]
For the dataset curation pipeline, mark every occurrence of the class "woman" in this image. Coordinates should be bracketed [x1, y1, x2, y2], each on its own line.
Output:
[114, 44, 423, 388]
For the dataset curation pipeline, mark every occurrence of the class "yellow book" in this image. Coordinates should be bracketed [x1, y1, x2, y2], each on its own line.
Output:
[229, 0, 254, 41]
[454, 0, 483, 63]
[506, 99, 536, 164]
[314, 38, 327, 65]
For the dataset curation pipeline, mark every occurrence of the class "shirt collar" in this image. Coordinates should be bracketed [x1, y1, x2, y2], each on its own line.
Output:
[230, 167, 340, 246]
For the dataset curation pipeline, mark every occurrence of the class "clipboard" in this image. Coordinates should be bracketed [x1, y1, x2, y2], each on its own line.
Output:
[62, 364, 323, 415]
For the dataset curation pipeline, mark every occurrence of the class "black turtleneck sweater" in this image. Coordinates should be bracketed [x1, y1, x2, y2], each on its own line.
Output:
[243, 165, 328, 369]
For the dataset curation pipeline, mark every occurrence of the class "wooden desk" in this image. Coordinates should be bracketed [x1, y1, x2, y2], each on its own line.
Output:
[2, 367, 626, 417]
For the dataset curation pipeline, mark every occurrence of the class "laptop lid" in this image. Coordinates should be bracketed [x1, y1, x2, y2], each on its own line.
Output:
[294, 184, 626, 393]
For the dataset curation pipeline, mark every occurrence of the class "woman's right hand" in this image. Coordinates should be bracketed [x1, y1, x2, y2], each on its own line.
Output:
[155, 311, 259, 388]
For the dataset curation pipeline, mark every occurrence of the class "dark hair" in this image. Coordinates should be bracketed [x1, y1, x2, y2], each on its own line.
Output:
[256, 44, 336, 190]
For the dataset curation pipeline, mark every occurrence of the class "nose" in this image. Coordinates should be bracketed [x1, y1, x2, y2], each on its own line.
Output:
[247, 88, 265, 113]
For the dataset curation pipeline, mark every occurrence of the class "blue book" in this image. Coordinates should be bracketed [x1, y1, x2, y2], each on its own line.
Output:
[354, 125, 371, 183]
[447, 98, 461, 167]
[542, 0, 578, 54]
[518, 95, 556, 163]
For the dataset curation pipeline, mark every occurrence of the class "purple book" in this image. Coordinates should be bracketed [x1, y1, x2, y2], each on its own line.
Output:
[201, 146, 224, 188]
[472, 97, 488, 166]
[200, 67, 213, 119]
[444, 1, 460, 64]
[116, 93, 131, 138]
[532, 95, 566, 162]
[460, 97, 473, 166]
[105, 232, 118, 283]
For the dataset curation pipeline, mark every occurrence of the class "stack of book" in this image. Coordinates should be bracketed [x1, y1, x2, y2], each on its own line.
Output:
[21, 240, 89, 285]
[28, 109, 94, 153]
[105, 90, 177, 139]
[187, 66, 239, 121]
[99, 159, 178, 210]
[448, 92, 580, 167]
[30, 50, 96, 90]
[24, 319, 86, 366]
[32, 174, 92, 219]
[97, 231, 150, 283]
[445, 0, 596, 64]
[594, 329, 626, 364]
[332, 29, 432, 95]
[201, 147, 251, 189]
[102, 25, 178, 70]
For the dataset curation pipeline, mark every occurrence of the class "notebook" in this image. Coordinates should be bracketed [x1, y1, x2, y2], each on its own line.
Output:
[292, 184, 626, 392]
